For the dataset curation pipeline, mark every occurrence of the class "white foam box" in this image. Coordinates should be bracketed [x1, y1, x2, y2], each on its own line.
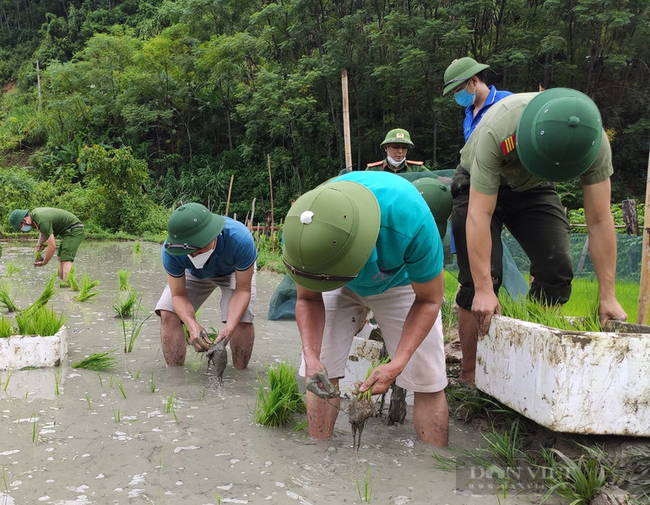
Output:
[476, 315, 650, 436]
[0, 327, 68, 369]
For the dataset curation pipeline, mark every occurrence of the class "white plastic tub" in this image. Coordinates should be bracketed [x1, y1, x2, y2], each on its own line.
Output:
[476, 315, 650, 436]
[0, 326, 68, 370]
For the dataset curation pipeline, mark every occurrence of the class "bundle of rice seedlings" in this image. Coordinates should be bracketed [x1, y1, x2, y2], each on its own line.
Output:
[0, 281, 18, 313]
[117, 269, 131, 292]
[23, 275, 57, 315]
[348, 357, 389, 450]
[0, 314, 16, 338]
[254, 362, 306, 427]
[61, 265, 81, 291]
[72, 351, 118, 371]
[113, 289, 141, 319]
[74, 275, 100, 302]
[16, 305, 67, 336]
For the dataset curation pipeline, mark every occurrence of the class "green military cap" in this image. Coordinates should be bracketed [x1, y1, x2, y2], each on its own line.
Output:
[164, 203, 226, 256]
[380, 128, 415, 149]
[516, 88, 603, 182]
[282, 181, 380, 292]
[443, 57, 490, 95]
[9, 209, 29, 232]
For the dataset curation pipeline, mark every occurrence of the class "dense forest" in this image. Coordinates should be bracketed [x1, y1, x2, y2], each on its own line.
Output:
[0, 0, 649, 236]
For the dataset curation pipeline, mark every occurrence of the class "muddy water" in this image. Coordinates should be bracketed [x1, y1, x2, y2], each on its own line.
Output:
[0, 240, 548, 505]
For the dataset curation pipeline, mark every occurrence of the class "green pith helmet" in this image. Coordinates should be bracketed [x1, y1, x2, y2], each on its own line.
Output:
[380, 128, 415, 149]
[164, 202, 226, 256]
[282, 181, 380, 292]
[443, 57, 490, 95]
[411, 178, 452, 239]
[9, 209, 29, 232]
[516, 88, 603, 182]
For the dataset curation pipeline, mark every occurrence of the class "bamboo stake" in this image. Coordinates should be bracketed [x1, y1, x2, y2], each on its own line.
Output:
[225, 173, 234, 217]
[637, 145, 650, 324]
[341, 70, 352, 171]
[267, 154, 275, 252]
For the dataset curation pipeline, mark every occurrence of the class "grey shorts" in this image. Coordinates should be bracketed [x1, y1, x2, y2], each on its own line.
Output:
[299, 284, 448, 393]
[155, 270, 256, 323]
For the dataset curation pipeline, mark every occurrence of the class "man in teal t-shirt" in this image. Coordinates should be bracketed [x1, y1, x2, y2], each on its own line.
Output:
[282, 171, 448, 447]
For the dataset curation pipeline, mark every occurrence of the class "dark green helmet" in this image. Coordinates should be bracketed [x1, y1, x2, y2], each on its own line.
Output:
[380, 128, 414, 149]
[443, 57, 489, 95]
[164, 203, 226, 256]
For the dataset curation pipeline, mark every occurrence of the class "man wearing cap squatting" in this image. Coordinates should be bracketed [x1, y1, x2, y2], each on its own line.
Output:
[450, 88, 628, 385]
[365, 128, 429, 173]
[9, 207, 85, 283]
[155, 203, 256, 369]
[283, 171, 449, 446]
[443, 57, 512, 142]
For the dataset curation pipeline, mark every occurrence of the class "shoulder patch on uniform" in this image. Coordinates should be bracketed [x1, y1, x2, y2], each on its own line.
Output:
[500, 134, 516, 156]
[366, 161, 384, 168]
[406, 160, 424, 165]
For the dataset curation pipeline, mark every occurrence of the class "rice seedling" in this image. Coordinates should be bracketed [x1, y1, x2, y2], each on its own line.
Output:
[165, 392, 178, 421]
[3, 261, 22, 276]
[16, 305, 68, 337]
[150, 371, 156, 393]
[0, 314, 16, 337]
[431, 452, 463, 472]
[117, 269, 131, 291]
[74, 274, 100, 302]
[133, 242, 141, 253]
[72, 351, 118, 371]
[117, 378, 126, 399]
[349, 357, 390, 449]
[540, 445, 612, 504]
[61, 265, 80, 291]
[0, 281, 18, 313]
[356, 466, 373, 503]
[23, 275, 57, 315]
[254, 362, 306, 427]
[2, 369, 13, 392]
[113, 289, 141, 319]
[84, 392, 91, 409]
[97, 372, 103, 386]
[293, 420, 308, 432]
[480, 419, 526, 469]
[2, 464, 8, 491]
[113, 406, 121, 423]
[121, 307, 152, 353]
[53, 369, 61, 395]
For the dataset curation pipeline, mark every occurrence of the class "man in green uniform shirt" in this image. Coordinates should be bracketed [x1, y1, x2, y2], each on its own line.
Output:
[9, 207, 85, 283]
[449, 88, 628, 384]
[366, 128, 429, 173]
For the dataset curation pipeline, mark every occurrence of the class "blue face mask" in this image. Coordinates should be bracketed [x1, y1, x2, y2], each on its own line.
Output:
[20, 225, 32, 232]
[454, 86, 476, 107]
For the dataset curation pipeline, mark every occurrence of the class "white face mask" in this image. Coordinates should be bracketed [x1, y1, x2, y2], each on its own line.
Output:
[189, 245, 215, 269]
[387, 155, 405, 167]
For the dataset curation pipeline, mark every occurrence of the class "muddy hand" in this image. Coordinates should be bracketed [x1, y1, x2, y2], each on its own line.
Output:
[192, 328, 211, 352]
[306, 368, 338, 399]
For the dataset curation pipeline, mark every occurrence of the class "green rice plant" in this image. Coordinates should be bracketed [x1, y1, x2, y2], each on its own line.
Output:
[293, 420, 308, 432]
[356, 466, 373, 503]
[150, 371, 156, 393]
[61, 265, 80, 291]
[113, 406, 121, 423]
[97, 372, 103, 386]
[254, 362, 306, 427]
[74, 274, 100, 302]
[540, 445, 612, 504]
[0, 314, 16, 337]
[446, 382, 520, 425]
[431, 452, 463, 472]
[72, 351, 118, 371]
[2, 369, 13, 392]
[113, 289, 141, 319]
[2, 464, 8, 491]
[84, 392, 91, 409]
[165, 392, 178, 421]
[15, 305, 67, 336]
[122, 307, 152, 353]
[23, 275, 57, 315]
[133, 242, 141, 253]
[480, 419, 526, 469]
[3, 261, 22, 276]
[32, 416, 38, 443]
[53, 369, 60, 395]
[117, 269, 131, 291]
[117, 378, 126, 399]
[0, 281, 18, 313]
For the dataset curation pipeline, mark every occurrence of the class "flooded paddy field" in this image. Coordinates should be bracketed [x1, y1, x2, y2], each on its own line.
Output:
[0, 240, 551, 505]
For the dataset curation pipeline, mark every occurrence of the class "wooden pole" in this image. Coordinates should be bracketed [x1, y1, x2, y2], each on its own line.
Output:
[267, 154, 275, 252]
[225, 173, 234, 217]
[341, 70, 352, 171]
[638, 146, 650, 324]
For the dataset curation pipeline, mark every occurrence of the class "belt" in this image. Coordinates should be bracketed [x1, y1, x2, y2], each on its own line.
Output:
[68, 223, 84, 230]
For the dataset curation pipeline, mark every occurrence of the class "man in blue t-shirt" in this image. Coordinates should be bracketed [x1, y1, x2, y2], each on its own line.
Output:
[155, 203, 257, 370]
[282, 171, 449, 447]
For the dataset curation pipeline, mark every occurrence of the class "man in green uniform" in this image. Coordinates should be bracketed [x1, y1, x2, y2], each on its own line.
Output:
[449, 88, 628, 385]
[9, 207, 85, 282]
[366, 128, 429, 173]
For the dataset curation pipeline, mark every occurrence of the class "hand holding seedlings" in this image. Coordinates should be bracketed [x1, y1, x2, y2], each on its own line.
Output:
[206, 339, 228, 384]
[190, 327, 211, 352]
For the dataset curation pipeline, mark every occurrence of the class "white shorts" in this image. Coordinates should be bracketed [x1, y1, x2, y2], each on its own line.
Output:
[155, 270, 256, 323]
[299, 284, 447, 393]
